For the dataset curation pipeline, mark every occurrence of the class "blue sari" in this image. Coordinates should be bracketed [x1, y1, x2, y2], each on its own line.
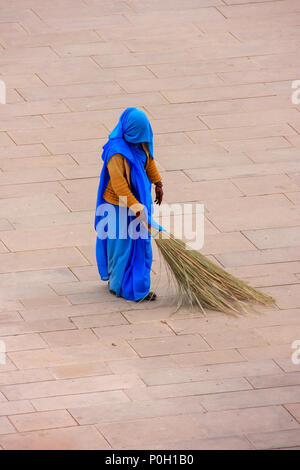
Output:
[94, 108, 162, 301]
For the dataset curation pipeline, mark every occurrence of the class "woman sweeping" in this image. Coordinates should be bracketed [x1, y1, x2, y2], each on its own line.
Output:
[95, 107, 163, 302]
[95, 108, 274, 315]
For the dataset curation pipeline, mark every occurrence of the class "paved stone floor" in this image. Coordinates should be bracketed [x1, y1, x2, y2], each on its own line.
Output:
[0, 0, 299, 450]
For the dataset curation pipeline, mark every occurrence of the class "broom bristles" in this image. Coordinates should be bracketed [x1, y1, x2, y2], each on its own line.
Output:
[153, 231, 275, 316]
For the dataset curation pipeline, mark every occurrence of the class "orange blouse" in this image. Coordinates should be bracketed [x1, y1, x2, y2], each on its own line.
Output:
[103, 148, 162, 215]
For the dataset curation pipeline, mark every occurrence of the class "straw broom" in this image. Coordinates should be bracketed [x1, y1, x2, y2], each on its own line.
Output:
[148, 227, 275, 316]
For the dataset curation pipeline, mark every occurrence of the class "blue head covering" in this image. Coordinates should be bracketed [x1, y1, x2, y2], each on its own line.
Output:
[109, 107, 154, 158]
[94, 107, 161, 232]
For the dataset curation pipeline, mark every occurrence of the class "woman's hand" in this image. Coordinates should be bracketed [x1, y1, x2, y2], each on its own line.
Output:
[135, 207, 148, 228]
[154, 181, 163, 205]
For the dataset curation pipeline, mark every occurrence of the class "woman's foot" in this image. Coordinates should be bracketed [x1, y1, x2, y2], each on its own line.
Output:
[108, 283, 156, 302]
[136, 291, 157, 302]
[108, 282, 116, 296]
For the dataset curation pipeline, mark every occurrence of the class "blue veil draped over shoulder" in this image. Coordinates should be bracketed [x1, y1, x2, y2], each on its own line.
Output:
[94, 107, 158, 231]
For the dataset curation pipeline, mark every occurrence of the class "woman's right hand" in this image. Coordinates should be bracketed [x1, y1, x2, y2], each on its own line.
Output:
[135, 207, 148, 228]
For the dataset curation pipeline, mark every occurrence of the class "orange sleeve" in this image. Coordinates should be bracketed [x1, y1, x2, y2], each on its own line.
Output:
[106, 154, 144, 215]
[145, 156, 162, 184]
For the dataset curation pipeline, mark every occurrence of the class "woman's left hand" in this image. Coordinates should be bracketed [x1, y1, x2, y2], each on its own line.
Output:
[154, 182, 163, 205]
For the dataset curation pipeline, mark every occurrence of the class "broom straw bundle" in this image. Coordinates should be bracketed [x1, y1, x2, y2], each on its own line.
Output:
[150, 228, 274, 316]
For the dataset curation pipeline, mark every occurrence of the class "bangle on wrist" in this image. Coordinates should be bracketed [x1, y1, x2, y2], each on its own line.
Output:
[155, 181, 163, 187]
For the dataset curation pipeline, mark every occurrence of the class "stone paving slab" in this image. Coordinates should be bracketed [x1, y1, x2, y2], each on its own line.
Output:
[0, 0, 299, 450]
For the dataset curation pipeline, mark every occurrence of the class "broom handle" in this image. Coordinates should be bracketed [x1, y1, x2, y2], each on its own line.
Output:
[147, 224, 161, 239]
[135, 209, 170, 240]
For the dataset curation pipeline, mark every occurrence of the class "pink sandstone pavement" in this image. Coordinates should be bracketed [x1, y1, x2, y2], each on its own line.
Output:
[0, 0, 299, 450]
